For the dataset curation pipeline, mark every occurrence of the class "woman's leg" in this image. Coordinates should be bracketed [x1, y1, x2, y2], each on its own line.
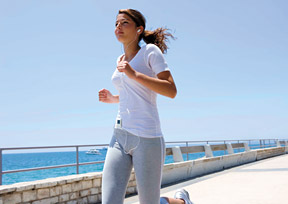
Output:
[132, 136, 165, 204]
[101, 135, 133, 204]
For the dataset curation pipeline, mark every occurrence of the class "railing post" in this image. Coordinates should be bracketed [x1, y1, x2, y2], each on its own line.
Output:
[186, 142, 188, 161]
[269, 139, 271, 147]
[204, 144, 213, 158]
[244, 143, 250, 152]
[226, 143, 234, 155]
[276, 139, 281, 147]
[172, 146, 184, 162]
[0, 149, 2, 185]
[76, 147, 79, 174]
[238, 140, 240, 152]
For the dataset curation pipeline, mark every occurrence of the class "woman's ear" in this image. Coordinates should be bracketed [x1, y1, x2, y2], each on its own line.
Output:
[137, 26, 144, 34]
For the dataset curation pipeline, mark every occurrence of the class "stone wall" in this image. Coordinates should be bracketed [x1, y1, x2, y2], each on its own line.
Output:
[0, 173, 102, 204]
[0, 146, 286, 204]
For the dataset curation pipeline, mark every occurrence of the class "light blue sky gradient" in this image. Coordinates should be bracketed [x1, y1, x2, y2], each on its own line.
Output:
[1, 0, 287, 148]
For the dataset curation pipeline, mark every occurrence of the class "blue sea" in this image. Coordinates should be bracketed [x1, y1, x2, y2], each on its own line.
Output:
[1, 143, 272, 185]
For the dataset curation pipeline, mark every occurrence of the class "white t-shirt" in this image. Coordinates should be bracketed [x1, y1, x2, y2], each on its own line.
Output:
[111, 44, 170, 138]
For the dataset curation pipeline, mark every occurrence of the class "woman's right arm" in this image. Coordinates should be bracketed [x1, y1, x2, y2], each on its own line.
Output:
[98, 89, 119, 103]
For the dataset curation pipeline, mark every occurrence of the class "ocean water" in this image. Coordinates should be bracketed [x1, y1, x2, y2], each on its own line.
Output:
[1, 143, 273, 185]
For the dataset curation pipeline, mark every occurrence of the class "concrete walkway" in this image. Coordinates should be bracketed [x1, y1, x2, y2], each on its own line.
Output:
[125, 154, 288, 204]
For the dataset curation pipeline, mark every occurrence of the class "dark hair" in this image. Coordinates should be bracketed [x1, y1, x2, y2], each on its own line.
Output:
[118, 9, 175, 54]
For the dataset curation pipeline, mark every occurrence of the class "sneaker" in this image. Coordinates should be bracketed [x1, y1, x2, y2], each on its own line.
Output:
[174, 188, 193, 204]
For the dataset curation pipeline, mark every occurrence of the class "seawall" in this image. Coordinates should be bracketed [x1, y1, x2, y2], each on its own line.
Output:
[0, 146, 287, 204]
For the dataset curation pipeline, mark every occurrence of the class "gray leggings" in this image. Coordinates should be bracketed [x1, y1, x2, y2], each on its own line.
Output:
[102, 128, 165, 204]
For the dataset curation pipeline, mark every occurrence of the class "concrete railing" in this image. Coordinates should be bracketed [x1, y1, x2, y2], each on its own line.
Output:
[162, 145, 287, 185]
[1, 139, 283, 185]
[1, 142, 287, 204]
[166, 142, 250, 162]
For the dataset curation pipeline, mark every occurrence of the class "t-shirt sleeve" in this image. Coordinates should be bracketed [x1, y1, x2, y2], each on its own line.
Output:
[146, 44, 170, 75]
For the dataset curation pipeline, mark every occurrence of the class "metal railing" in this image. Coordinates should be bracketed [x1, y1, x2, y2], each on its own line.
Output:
[1, 139, 286, 185]
[0, 144, 107, 185]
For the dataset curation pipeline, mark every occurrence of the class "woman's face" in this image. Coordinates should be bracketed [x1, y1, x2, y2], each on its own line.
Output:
[115, 13, 139, 44]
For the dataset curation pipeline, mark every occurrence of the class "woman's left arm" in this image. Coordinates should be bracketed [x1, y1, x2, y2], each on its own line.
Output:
[117, 61, 177, 98]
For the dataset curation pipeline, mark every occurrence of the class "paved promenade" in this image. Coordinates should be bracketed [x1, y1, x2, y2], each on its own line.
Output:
[125, 154, 288, 204]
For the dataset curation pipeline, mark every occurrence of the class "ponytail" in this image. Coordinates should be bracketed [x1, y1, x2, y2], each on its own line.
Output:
[142, 28, 175, 54]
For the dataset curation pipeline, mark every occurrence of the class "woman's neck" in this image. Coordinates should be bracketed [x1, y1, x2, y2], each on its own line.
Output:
[123, 43, 140, 62]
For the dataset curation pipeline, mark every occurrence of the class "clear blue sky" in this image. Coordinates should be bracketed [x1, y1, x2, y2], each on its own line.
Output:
[1, 0, 287, 148]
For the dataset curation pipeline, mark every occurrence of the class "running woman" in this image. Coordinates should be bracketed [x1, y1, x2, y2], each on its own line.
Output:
[99, 8, 193, 204]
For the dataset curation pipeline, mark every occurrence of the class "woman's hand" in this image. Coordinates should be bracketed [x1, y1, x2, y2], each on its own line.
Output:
[98, 89, 119, 103]
[117, 61, 136, 79]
